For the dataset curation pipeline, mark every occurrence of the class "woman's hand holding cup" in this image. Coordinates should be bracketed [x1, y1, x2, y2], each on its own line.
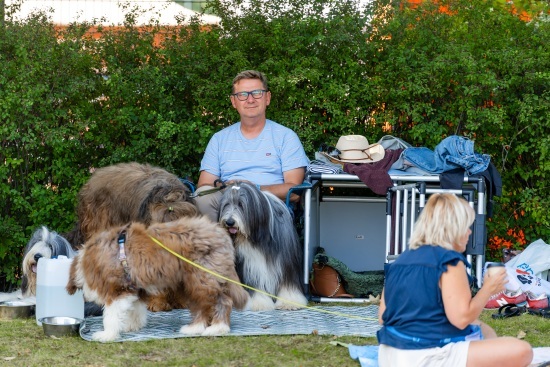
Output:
[484, 262, 507, 296]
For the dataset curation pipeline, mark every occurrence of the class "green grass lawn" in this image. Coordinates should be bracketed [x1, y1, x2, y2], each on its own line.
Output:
[1, 307, 548, 367]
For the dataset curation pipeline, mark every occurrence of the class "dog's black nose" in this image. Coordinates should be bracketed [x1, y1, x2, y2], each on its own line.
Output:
[34, 254, 43, 262]
[225, 218, 235, 227]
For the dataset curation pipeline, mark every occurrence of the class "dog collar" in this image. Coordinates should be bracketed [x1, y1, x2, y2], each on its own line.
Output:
[117, 231, 136, 291]
[117, 231, 128, 263]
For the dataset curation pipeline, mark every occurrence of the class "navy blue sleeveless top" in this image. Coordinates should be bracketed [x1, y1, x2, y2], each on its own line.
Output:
[377, 245, 472, 349]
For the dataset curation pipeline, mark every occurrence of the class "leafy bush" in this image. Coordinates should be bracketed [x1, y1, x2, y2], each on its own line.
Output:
[0, 11, 103, 286]
[0, 0, 549, 290]
[367, 0, 550, 258]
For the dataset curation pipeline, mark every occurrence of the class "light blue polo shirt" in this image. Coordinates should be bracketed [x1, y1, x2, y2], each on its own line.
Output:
[200, 120, 309, 185]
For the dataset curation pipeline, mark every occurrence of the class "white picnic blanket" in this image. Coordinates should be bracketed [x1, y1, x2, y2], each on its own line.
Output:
[80, 305, 381, 342]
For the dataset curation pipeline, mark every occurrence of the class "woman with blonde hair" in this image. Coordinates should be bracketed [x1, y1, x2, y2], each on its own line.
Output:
[377, 193, 532, 367]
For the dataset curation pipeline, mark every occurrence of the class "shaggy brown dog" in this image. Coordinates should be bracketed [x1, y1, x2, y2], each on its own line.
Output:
[65, 162, 198, 247]
[61, 162, 199, 312]
[67, 216, 249, 342]
[19, 163, 199, 313]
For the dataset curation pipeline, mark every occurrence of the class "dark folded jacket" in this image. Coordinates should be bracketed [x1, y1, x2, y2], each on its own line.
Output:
[344, 149, 403, 195]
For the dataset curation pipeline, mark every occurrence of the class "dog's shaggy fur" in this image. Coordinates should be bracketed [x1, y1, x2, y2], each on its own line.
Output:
[219, 182, 307, 311]
[67, 216, 249, 342]
[65, 162, 198, 247]
[18, 163, 198, 313]
[18, 162, 198, 314]
[63, 162, 199, 312]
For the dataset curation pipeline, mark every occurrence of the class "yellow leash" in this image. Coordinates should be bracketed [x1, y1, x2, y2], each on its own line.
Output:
[148, 235, 379, 322]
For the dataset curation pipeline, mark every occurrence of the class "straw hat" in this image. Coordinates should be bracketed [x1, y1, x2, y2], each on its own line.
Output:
[320, 135, 385, 164]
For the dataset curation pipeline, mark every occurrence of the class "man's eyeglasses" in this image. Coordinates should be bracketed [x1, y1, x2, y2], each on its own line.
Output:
[231, 89, 268, 101]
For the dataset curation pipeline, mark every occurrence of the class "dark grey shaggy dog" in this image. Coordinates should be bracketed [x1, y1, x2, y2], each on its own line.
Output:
[218, 181, 307, 311]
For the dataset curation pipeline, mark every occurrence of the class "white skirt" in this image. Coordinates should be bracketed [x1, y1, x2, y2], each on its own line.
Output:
[378, 341, 470, 367]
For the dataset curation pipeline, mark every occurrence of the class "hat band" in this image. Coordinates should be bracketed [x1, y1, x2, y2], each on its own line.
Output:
[339, 149, 374, 161]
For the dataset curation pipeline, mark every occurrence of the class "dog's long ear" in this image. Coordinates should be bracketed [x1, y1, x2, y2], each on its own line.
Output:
[62, 222, 85, 250]
[21, 275, 29, 295]
[137, 184, 167, 224]
[138, 184, 198, 224]
[66, 279, 78, 295]
[66, 258, 80, 295]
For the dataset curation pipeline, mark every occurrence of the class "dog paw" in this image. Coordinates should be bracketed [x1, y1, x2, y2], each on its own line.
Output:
[246, 294, 275, 311]
[274, 288, 308, 310]
[122, 321, 145, 333]
[124, 303, 148, 332]
[202, 323, 230, 336]
[179, 323, 206, 335]
[146, 300, 173, 312]
[274, 303, 304, 311]
[92, 330, 119, 342]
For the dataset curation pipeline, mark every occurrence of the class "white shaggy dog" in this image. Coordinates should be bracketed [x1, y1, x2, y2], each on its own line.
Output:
[219, 182, 308, 311]
[11, 226, 102, 316]
[1, 227, 76, 306]
[20, 226, 77, 298]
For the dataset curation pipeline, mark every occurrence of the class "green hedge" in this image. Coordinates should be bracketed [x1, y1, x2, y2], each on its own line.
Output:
[1, 0, 549, 290]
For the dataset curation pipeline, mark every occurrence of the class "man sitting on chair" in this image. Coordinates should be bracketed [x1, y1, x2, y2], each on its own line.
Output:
[194, 70, 309, 221]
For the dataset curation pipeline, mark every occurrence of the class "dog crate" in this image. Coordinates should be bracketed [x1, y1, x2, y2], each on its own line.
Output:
[301, 173, 488, 302]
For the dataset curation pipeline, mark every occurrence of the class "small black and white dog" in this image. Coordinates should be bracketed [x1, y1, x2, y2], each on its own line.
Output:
[16, 226, 102, 316]
[21, 226, 77, 298]
[219, 182, 307, 311]
[1, 227, 76, 304]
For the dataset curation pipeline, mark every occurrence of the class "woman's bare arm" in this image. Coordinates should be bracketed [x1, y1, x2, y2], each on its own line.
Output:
[441, 262, 506, 329]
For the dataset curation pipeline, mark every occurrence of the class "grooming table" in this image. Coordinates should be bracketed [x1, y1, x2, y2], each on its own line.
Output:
[302, 173, 487, 302]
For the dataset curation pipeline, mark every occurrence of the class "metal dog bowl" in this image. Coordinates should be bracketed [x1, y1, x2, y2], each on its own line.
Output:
[0, 301, 36, 319]
[39, 316, 84, 337]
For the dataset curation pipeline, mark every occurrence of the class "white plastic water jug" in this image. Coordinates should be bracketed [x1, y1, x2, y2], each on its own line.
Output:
[36, 256, 84, 325]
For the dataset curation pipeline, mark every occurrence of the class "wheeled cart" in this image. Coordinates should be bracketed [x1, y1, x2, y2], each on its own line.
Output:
[302, 173, 488, 302]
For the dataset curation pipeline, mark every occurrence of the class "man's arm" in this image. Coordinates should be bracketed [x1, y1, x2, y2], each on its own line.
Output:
[198, 167, 305, 202]
[260, 167, 305, 202]
[197, 170, 220, 188]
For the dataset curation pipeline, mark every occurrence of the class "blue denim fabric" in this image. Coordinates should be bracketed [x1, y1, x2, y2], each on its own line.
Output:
[377, 135, 412, 150]
[389, 152, 432, 176]
[402, 136, 490, 175]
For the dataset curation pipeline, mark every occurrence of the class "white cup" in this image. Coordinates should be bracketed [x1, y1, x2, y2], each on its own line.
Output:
[486, 262, 506, 277]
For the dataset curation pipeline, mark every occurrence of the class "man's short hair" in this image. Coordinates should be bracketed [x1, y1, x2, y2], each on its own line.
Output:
[232, 70, 268, 93]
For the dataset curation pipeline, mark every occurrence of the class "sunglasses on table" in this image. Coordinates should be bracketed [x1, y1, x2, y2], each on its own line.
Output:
[319, 143, 341, 158]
